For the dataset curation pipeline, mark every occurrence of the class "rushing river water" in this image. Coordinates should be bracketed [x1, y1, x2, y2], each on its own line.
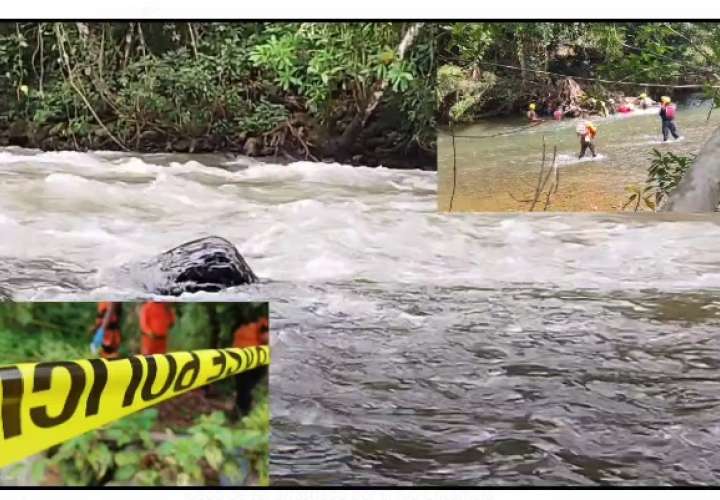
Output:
[1, 148, 720, 485]
[438, 102, 720, 212]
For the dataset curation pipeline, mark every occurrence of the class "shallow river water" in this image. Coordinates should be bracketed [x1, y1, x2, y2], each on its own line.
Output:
[438, 102, 720, 212]
[1, 147, 720, 485]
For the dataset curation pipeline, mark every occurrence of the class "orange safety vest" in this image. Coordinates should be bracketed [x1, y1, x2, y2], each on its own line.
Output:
[96, 302, 122, 359]
[139, 302, 176, 355]
[233, 316, 269, 348]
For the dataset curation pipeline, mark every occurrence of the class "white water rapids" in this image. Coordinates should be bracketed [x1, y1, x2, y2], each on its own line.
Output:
[2, 147, 720, 485]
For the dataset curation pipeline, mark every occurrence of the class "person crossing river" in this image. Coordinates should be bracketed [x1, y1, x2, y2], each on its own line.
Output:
[577, 120, 598, 159]
[659, 96, 680, 142]
[526, 103, 543, 123]
[636, 92, 655, 110]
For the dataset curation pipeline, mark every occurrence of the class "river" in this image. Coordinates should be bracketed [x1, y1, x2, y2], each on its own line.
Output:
[438, 102, 720, 212]
[1, 147, 720, 485]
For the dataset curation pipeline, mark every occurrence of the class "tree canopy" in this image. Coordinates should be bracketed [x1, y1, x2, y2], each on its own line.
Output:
[438, 22, 720, 122]
[0, 23, 435, 167]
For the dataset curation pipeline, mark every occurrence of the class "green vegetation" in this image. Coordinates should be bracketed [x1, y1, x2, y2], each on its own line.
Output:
[624, 149, 695, 212]
[438, 22, 720, 122]
[0, 22, 436, 168]
[5, 393, 268, 486]
[0, 302, 267, 361]
[22, 392, 269, 486]
[0, 302, 269, 486]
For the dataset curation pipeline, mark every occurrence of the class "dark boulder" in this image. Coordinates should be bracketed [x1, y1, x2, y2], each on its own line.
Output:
[137, 236, 258, 295]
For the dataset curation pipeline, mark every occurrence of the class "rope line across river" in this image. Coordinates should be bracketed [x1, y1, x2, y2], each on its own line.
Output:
[478, 61, 720, 89]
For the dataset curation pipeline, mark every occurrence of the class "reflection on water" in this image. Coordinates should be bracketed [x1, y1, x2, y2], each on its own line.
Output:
[438, 104, 720, 212]
[1, 148, 720, 485]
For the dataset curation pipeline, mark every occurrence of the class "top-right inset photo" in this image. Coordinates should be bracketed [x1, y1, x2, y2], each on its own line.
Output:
[437, 22, 720, 212]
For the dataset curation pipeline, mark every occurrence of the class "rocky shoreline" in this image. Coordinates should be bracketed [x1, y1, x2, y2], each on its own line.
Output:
[0, 114, 436, 171]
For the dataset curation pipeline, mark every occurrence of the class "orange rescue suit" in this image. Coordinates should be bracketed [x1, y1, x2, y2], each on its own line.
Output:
[139, 302, 176, 355]
[233, 316, 269, 348]
[96, 302, 122, 359]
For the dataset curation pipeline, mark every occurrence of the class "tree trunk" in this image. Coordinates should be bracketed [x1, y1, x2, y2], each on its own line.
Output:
[517, 37, 527, 89]
[329, 23, 424, 157]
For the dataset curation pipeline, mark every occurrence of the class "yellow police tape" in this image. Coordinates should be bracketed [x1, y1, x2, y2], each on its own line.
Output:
[0, 346, 270, 468]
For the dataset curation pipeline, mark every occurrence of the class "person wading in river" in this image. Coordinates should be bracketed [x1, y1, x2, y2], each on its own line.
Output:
[637, 92, 652, 110]
[659, 96, 680, 142]
[232, 313, 269, 416]
[577, 121, 598, 159]
[527, 103, 542, 123]
[90, 302, 123, 359]
[138, 301, 176, 355]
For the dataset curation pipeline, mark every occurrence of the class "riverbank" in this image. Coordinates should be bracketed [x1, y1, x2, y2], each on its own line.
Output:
[0, 112, 436, 171]
[437, 22, 720, 127]
[0, 22, 436, 172]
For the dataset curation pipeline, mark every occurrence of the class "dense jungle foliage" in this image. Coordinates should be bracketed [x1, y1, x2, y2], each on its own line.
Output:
[438, 22, 720, 122]
[0, 22, 436, 168]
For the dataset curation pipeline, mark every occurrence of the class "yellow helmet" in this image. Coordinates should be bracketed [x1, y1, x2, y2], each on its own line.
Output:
[529, 103, 536, 110]
[660, 96, 671, 104]
[640, 92, 647, 99]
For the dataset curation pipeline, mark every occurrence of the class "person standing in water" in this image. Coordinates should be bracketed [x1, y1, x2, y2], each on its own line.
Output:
[577, 121, 598, 159]
[527, 103, 542, 123]
[659, 96, 680, 141]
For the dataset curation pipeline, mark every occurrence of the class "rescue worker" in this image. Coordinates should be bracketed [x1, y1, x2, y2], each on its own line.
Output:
[138, 301, 176, 355]
[91, 302, 123, 359]
[527, 103, 542, 123]
[616, 99, 633, 113]
[607, 98, 617, 114]
[637, 92, 655, 110]
[232, 314, 269, 416]
[577, 121, 598, 159]
[659, 96, 680, 141]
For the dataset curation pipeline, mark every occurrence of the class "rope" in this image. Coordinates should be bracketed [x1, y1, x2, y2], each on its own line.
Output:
[449, 122, 544, 140]
[478, 61, 720, 89]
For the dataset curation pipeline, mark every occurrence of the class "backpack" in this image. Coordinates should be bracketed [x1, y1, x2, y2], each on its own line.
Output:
[664, 104, 676, 120]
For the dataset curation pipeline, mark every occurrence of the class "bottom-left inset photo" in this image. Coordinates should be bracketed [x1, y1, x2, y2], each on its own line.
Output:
[0, 302, 270, 487]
